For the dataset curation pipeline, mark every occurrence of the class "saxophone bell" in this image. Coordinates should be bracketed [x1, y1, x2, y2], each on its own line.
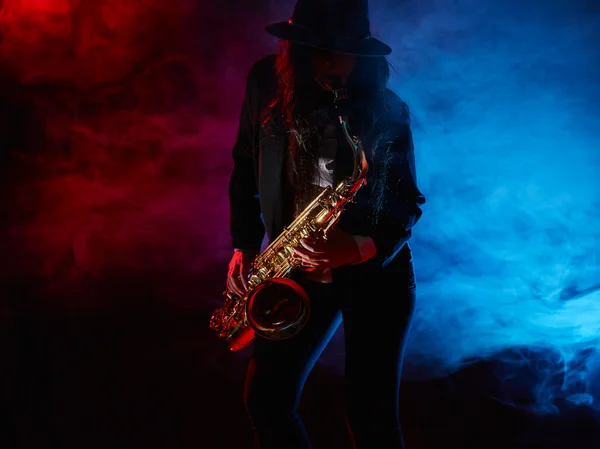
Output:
[209, 278, 310, 352]
[246, 278, 310, 339]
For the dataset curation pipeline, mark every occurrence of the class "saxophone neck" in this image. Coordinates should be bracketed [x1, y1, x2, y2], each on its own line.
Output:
[332, 87, 368, 182]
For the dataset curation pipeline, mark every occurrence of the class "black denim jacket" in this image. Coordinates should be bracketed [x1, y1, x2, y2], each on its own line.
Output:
[228, 55, 426, 270]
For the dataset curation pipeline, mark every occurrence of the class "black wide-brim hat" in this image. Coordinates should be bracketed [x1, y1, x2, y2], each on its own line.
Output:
[265, 0, 392, 57]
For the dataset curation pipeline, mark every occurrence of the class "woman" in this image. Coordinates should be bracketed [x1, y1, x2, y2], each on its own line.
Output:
[225, 1, 426, 448]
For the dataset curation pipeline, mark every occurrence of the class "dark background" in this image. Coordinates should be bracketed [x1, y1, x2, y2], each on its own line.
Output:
[1, 0, 599, 448]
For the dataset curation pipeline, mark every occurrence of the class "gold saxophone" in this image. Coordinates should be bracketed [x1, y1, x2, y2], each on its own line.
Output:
[209, 80, 369, 352]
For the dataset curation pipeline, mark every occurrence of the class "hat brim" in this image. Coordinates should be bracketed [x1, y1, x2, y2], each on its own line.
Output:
[265, 21, 392, 57]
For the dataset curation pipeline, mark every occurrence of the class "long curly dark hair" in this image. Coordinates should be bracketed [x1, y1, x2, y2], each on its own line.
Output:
[261, 40, 391, 206]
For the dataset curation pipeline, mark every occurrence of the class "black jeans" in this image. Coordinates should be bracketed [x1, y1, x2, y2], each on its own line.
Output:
[244, 258, 416, 449]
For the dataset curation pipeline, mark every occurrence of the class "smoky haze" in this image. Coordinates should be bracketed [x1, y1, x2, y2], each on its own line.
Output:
[371, 0, 600, 414]
[1, 0, 599, 416]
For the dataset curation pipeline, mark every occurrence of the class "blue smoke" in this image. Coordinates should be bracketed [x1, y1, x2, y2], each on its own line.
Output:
[377, 0, 600, 413]
[266, 0, 600, 414]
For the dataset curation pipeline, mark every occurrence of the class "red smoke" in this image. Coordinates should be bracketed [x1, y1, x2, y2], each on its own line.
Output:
[1, 0, 191, 86]
[0, 0, 270, 304]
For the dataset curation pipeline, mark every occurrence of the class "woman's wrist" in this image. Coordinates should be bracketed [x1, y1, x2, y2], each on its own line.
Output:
[350, 236, 377, 264]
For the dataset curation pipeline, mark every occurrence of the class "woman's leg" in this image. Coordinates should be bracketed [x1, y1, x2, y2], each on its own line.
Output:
[244, 281, 342, 449]
[341, 259, 417, 449]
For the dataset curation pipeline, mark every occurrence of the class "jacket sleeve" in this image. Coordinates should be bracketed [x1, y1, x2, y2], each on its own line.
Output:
[371, 118, 426, 268]
[229, 64, 265, 251]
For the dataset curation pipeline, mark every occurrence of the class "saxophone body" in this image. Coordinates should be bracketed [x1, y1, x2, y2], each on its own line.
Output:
[210, 81, 368, 352]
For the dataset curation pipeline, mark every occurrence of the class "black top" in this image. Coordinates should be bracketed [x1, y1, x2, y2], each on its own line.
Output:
[285, 108, 356, 220]
[228, 54, 426, 270]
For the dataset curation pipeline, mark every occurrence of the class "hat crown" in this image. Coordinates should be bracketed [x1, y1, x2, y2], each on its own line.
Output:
[290, 0, 371, 40]
[264, 0, 391, 56]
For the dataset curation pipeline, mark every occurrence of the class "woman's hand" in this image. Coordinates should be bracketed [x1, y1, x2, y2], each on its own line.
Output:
[226, 249, 258, 296]
[291, 229, 361, 270]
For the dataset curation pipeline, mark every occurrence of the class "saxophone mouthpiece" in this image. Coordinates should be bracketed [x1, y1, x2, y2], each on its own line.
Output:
[331, 76, 349, 114]
[331, 76, 343, 91]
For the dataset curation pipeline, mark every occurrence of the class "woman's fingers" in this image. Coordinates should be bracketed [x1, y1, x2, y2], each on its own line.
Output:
[299, 238, 328, 254]
[292, 246, 330, 266]
[226, 263, 247, 296]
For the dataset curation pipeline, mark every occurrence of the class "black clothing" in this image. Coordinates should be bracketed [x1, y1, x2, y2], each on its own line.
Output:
[228, 54, 425, 449]
[229, 54, 425, 270]
[245, 265, 416, 449]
